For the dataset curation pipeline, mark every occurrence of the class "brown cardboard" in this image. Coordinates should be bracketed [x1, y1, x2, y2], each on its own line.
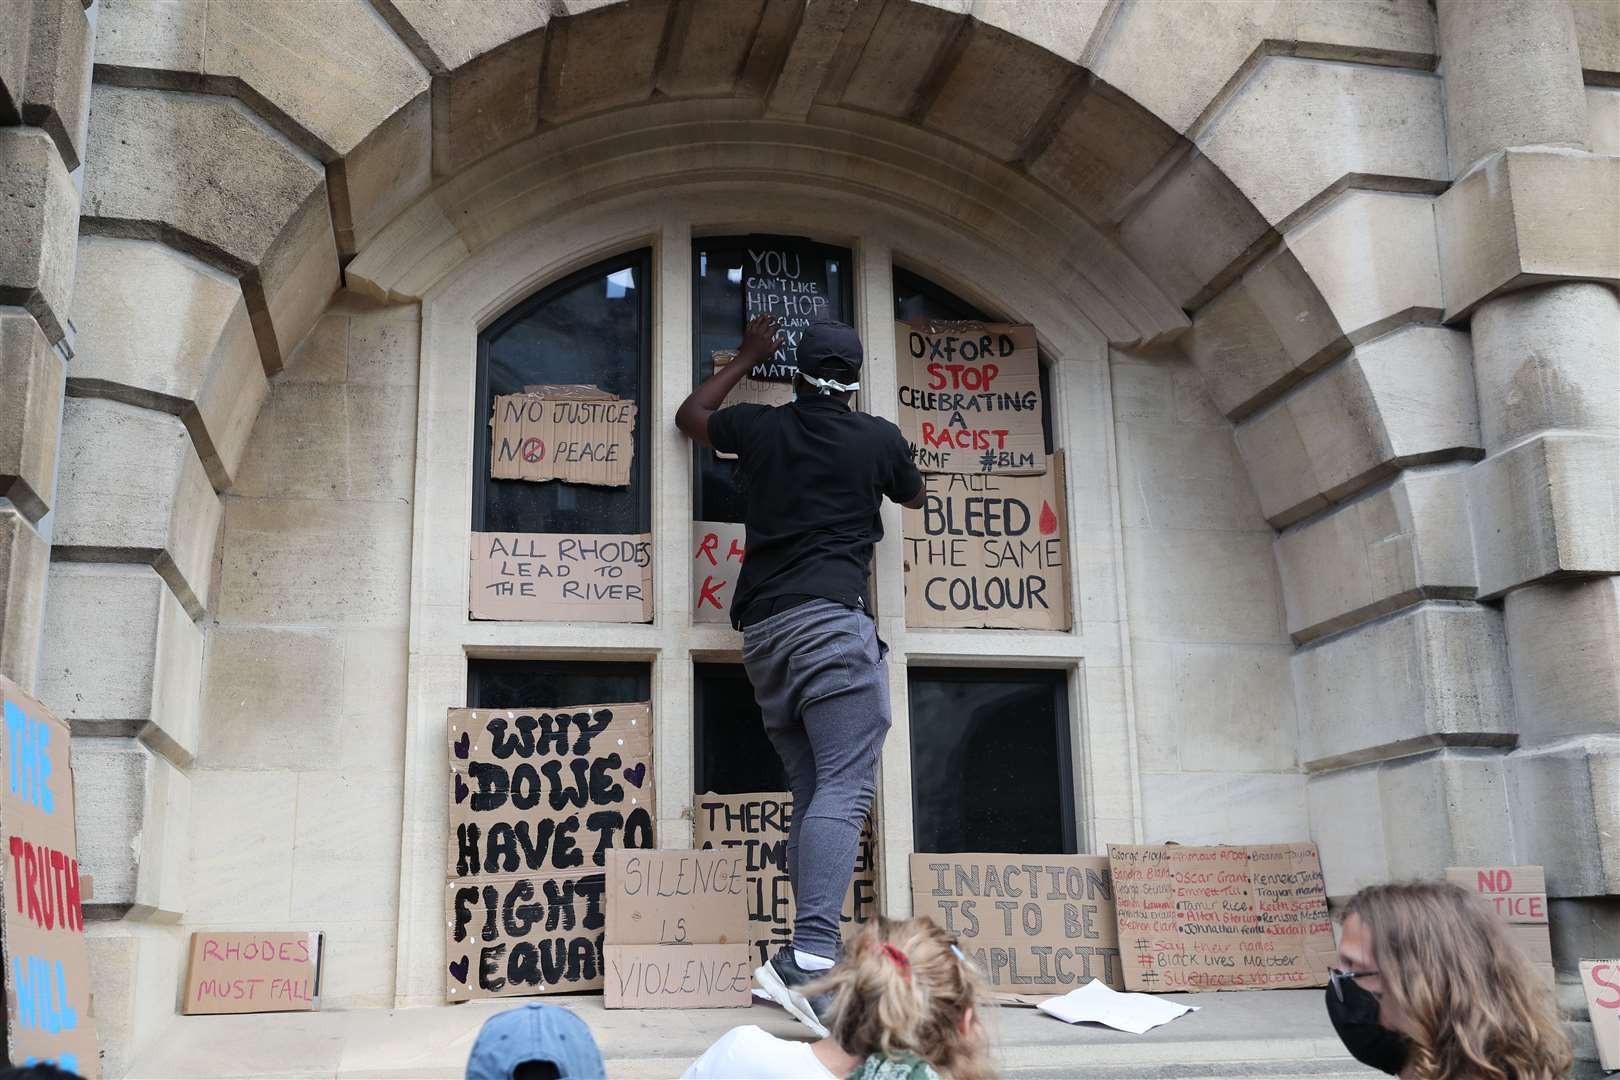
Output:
[691, 521, 747, 623]
[1444, 865, 1550, 923]
[895, 320, 1044, 475]
[1108, 843, 1336, 993]
[910, 854, 1123, 993]
[446, 702, 656, 1001]
[180, 931, 323, 1015]
[1506, 923, 1553, 963]
[604, 849, 749, 947]
[693, 792, 876, 967]
[743, 242, 833, 381]
[469, 531, 652, 622]
[1580, 960, 1620, 1071]
[0, 675, 101, 1076]
[603, 944, 754, 1009]
[711, 352, 796, 460]
[901, 453, 1070, 630]
[489, 389, 636, 486]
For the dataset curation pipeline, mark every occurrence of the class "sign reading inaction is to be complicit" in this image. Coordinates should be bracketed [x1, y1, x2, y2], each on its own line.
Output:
[446, 703, 656, 1000]
[896, 320, 1044, 475]
[0, 677, 99, 1076]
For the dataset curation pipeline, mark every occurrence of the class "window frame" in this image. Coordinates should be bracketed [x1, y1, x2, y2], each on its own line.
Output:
[691, 661, 789, 796]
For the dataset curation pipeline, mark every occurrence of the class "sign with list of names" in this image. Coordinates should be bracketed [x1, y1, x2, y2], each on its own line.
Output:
[895, 320, 1044, 475]
[1107, 843, 1336, 993]
[489, 388, 636, 487]
[469, 531, 652, 623]
[445, 703, 656, 1000]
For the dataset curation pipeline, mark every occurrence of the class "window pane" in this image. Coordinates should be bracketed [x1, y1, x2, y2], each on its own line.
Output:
[475, 252, 651, 533]
[909, 669, 1075, 853]
[467, 659, 651, 710]
[693, 236, 855, 523]
[694, 663, 788, 794]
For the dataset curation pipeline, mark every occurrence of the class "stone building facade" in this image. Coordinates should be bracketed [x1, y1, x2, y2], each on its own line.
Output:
[0, 0, 1616, 1072]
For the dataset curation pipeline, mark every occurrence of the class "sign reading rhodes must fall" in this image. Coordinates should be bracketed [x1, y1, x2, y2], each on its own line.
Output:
[0, 677, 99, 1076]
[446, 703, 656, 1000]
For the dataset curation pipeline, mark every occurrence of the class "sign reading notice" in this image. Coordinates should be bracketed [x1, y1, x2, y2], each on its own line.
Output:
[744, 242, 831, 381]
[691, 521, 746, 623]
[181, 931, 323, 1015]
[446, 703, 655, 999]
[1108, 843, 1336, 993]
[694, 792, 875, 966]
[896, 320, 1044, 475]
[1446, 865, 1554, 987]
[902, 453, 1069, 630]
[910, 854, 1122, 995]
[0, 676, 99, 1076]
[470, 531, 652, 622]
[1580, 960, 1620, 1071]
[603, 849, 752, 1009]
[490, 389, 636, 487]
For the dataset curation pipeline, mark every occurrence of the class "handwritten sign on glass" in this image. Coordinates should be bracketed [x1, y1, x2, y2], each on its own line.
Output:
[489, 389, 636, 487]
[691, 521, 746, 623]
[469, 531, 652, 622]
[744, 245, 831, 381]
[895, 320, 1044, 475]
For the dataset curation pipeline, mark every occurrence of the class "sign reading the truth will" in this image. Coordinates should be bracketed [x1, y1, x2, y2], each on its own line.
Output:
[445, 703, 655, 1000]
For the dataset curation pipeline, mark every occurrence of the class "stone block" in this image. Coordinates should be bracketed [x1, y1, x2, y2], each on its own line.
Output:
[39, 563, 203, 765]
[290, 770, 404, 924]
[1117, 420, 1265, 533]
[0, 2, 28, 121]
[0, 508, 48, 690]
[1277, 466, 1476, 643]
[1291, 0, 1435, 65]
[334, 89, 432, 255]
[379, 0, 552, 74]
[1437, 0, 1588, 175]
[1377, 748, 1516, 880]
[347, 304, 422, 386]
[82, 83, 325, 277]
[1199, 58, 1446, 228]
[1466, 432, 1620, 599]
[252, 381, 417, 502]
[1508, 737, 1620, 897]
[839, 0, 964, 117]
[657, 0, 765, 99]
[1574, 0, 1620, 79]
[72, 738, 189, 920]
[1590, 87, 1620, 157]
[431, 30, 543, 174]
[83, 921, 186, 1078]
[1131, 640, 1296, 773]
[923, 21, 1074, 162]
[52, 397, 223, 616]
[20, 0, 93, 170]
[1295, 602, 1515, 768]
[253, 187, 341, 372]
[0, 310, 64, 521]
[970, 0, 1110, 64]
[1306, 764, 1389, 898]
[1435, 150, 1620, 320]
[199, 626, 343, 770]
[0, 127, 79, 343]
[1025, 78, 1181, 226]
[187, 768, 296, 923]
[94, 0, 206, 73]
[539, 0, 666, 123]
[1140, 771, 1308, 845]
[1505, 578, 1620, 744]
[1469, 281, 1620, 453]
[1235, 326, 1480, 526]
[1124, 526, 1285, 644]
[70, 236, 268, 489]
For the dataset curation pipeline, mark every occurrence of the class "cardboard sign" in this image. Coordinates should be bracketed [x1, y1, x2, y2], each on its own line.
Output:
[895, 320, 1044, 475]
[902, 453, 1070, 630]
[469, 532, 652, 623]
[1580, 960, 1620, 1071]
[911, 854, 1122, 995]
[743, 242, 832, 381]
[692, 521, 746, 623]
[1444, 865, 1548, 923]
[489, 389, 636, 487]
[711, 351, 796, 461]
[602, 849, 751, 1009]
[603, 944, 754, 1009]
[693, 792, 876, 966]
[1108, 843, 1336, 993]
[446, 703, 656, 999]
[180, 931, 323, 1015]
[0, 676, 100, 1077]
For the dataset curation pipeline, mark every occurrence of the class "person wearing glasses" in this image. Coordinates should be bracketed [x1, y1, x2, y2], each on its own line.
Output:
[1327, 881, 1572, 1080]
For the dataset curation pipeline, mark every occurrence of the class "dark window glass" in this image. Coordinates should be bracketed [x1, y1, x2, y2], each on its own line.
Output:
[692, 235, 855, 523]
[908, 668, 1075, 853]
[893, 267, 1054, 455]
[693, 663, 788, 794]
[474, 251, 652, 533]
[467, 659, 651, 710]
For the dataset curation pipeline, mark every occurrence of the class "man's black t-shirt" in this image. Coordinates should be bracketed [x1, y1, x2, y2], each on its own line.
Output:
[709, 396, 924, 630]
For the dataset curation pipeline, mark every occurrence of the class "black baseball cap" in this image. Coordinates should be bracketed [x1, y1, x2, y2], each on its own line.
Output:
[795, 319, 863, 382]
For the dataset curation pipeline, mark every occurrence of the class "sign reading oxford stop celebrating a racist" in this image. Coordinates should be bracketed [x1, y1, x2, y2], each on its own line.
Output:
[446, 702, 655, 1000]
[896, 320, 1044, 475]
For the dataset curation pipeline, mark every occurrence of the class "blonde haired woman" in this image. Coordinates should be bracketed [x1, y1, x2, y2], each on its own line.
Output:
[1328, 881, 1572, 1080]
[682, 916, 992, 1080]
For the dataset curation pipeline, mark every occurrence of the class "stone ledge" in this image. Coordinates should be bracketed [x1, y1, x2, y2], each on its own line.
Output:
[20, 0, 94, 170]
[0, 127, 80, 343]
[1508, 736, 1620, 897]
[1505, 578, 1620, 745]
[0, 507, 49, 689]
[0, 309, 65, 522]
[72, 737, 190, 922]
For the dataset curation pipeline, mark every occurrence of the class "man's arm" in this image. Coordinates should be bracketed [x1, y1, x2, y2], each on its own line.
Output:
[899, 482, 927, 510]
[675, 314, 781, 448]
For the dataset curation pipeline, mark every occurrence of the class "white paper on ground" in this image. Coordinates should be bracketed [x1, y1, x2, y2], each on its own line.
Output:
[1036, 979, 1200, 1034]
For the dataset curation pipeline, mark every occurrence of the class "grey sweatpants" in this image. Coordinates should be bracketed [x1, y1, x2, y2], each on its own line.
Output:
[742, 599, 891, 960]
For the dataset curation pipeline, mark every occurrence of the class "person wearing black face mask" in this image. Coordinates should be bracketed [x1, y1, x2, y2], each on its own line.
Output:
[1325, 882, 1572, 1080]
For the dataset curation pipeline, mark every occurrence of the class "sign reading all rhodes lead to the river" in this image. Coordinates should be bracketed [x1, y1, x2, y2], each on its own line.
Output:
[895, 320, 1044, 476]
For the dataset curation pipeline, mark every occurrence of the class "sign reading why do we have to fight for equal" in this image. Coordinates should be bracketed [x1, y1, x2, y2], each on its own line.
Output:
[0, 676, 99, 1077]
[470, 532, 653, 622]
[1108, 843, 1337, 993]
[490, 387, 637, 487]
[446, 703, 656, 1000]
[902, 452, 1069, 631]
[896, 320, 1044, 476]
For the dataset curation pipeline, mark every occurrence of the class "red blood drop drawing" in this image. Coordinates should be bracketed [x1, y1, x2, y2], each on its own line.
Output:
[1038, 500, 1058, 536]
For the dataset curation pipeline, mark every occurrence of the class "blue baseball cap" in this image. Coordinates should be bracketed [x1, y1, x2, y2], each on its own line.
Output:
[465, 1002, 607, 1080]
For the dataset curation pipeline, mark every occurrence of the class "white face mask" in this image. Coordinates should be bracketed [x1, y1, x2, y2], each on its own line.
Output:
[798, 371, 860, 395]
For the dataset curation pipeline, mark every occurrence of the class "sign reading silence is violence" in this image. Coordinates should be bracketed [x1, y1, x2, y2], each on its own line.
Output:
[0, 676, 99, 1076]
